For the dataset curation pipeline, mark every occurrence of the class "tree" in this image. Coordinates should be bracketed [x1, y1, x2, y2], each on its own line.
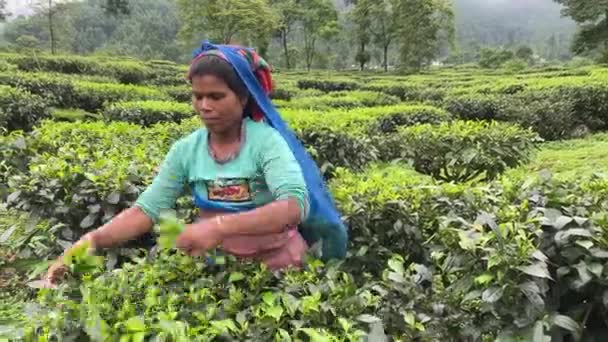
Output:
[103, 0, 130, 15]
[478, 48, 514, 69]
[15, 35, 40, 52]
[554, 0, 608, 55]
[515, 45, 534, 63]
[300, 0, 338, 71]
[0, 0, 9, 21]
[31, 0, 77, 54]
[394, 0, 454, 71]
[349, 0, 372, 70]
[271, 0, 303, 69]
[176, 0, 279, 51]
[369, 0, 400, 71]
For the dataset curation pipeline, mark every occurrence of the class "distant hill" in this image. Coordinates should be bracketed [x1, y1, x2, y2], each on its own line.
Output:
[453, 0, 577, 49]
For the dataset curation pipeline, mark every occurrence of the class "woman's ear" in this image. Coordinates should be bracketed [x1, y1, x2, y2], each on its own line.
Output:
[240, 95, 249, 109]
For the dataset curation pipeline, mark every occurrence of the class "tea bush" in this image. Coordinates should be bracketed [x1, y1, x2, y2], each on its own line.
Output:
[103, 101, 194, 126]
[0, 54, 159, 85]
[276, 91, 400, 110]
[72, 81, 170, 112]
[0, 71, 76, 107]
[297, 78, 361, 92]
[7, 171, 608, 341]
[3, 54, 608, 341]
[0, 85, 49, 131]
[383, 120, 540, 182]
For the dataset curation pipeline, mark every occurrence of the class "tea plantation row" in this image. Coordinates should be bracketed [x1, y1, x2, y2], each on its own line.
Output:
[1, 121, 606, 341]
[0, 53, 607, 341]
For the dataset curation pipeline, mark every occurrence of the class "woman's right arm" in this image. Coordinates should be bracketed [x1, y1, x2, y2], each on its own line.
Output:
[46, 139, 189, 284]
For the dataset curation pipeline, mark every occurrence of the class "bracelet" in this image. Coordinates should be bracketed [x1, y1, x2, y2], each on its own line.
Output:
[215, 215, 224, 230]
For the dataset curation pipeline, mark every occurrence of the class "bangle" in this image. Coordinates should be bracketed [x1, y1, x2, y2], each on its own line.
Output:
[215, 215, 224, 230]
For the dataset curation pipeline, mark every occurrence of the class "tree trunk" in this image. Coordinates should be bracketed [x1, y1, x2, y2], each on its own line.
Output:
[48, 0, 56, 55]
[282, 29, 290, 69]
[383, 42, 389, 72]
[359, 41, 365, 71]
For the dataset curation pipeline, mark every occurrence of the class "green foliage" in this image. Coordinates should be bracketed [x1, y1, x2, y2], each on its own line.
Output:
[103, 101, 194, 126]
[363, 80, 446, 102]
[479, 48, 515, 69]
[395, 0, 454, 71]
[277, 91, 400, 110]
[282, 104, 451, 176]
[515, 45, 534, 62]
[4, 119, 200, 247]
[300, 0, 339, 71]
[63, 240, 104, 276]
[3, 52, 608, 341]
[157, 213, 186, 249]
[508, 133, 608, 180]
[0, 71, 76, 107]
[0, 85, 50, 131]
[51, 108, 99, 122]
[502, 58, 528, 72]
[176, 0, 279, 48]
[72, 81, 170, 112]
[389, 120, 540, 182]
[20, 252, 380, 341]
[296, 78, 361, 92]
[0, 60, 17, 72]
[554, 0, 608, 57]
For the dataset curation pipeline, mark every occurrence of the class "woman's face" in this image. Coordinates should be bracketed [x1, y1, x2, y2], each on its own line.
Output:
[191, 74, 247, 134]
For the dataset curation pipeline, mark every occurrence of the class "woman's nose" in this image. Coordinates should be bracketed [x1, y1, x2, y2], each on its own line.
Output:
[196, 97, 212, 112]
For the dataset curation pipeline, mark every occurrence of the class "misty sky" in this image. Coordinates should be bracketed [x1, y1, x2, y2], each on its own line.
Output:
[5, 0, 571, 22]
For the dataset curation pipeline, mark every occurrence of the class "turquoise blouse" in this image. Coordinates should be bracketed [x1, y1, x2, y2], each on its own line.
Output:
[135, 117, 310, 224]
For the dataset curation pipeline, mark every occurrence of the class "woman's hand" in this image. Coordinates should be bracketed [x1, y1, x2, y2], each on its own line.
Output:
[175, 217, 224, 257]
[44, 256, 68, 287]
[43, 233, 96, 287]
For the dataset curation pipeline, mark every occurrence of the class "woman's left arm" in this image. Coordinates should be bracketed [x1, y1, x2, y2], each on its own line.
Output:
[217, 129, 309, 236]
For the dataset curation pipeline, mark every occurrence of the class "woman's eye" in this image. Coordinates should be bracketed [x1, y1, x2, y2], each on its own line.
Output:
[210, 93, 224, 100]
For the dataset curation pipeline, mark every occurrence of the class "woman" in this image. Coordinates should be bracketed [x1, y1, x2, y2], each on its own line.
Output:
[45, 42, 347, 285]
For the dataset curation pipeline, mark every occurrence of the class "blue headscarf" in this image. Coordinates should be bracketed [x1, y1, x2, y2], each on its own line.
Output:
[189, 41, 348, 260]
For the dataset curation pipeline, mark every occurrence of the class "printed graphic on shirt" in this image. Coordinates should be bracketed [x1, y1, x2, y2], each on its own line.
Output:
[205, 178, 252, 202]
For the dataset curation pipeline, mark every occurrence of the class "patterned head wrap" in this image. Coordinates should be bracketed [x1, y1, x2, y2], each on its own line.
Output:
[187, 41, 273, 122]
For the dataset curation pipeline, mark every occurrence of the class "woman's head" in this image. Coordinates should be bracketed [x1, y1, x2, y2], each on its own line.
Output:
[189, 54, 250, 133]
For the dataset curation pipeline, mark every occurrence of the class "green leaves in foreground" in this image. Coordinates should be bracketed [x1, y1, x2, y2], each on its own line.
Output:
[157, 213, 185, 249]
[62, 239, 104, 275]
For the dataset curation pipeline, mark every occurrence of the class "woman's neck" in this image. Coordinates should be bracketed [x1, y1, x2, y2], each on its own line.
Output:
[209, 122, 242, 146]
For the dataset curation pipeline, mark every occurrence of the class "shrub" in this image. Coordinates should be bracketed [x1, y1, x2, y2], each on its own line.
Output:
[387, 120, 540, 182]
[0, 71, 75, 107]
[358, 104, 453, 134]
[0, 85, 50, 131]
[496, 91, 579, 141]
[502, 58, 528, 72]
[72, 81, 170, 112]
[103, 101, 195, 126]
[363, 81, 446, 102]
[278, 91, 400, 110]
[442, 93, 502, 120]
[50, 108, 100, 122]
[100, 61, 154, 84]
[554, 84, 608, 131]
[297, 78, 361, 92]
[5, 119, 200, 238]
[4, 157, 608, 341]
[4, 54, 99, 74]
[0, 60, 17, 72]
[162, 85, 191, 103]
[0, 55, 156, 84]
